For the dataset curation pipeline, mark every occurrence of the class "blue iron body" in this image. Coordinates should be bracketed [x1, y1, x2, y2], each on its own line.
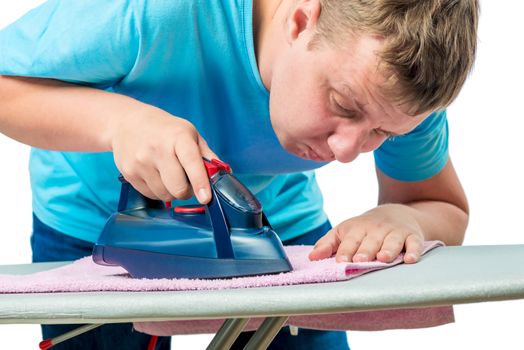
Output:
[92, 159, 292, 279]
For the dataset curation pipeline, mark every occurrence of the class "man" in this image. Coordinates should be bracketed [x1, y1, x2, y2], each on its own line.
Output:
[0, 0, 478, 348]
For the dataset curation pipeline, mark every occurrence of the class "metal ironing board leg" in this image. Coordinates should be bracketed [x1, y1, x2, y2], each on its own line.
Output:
[243, 316, 289, 350]
[38, 323, 104, 349]
[206, 318, 249, 350]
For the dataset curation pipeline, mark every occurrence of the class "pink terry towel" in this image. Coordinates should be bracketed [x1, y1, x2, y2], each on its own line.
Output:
[0, 241, 453, 334]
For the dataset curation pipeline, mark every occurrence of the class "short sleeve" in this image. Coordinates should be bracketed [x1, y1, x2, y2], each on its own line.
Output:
[373, 110, 449, 181]
[0, 0, 140, 88]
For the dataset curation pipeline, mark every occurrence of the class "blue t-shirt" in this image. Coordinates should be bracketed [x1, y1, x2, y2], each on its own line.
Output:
[0, 0, 449, 243]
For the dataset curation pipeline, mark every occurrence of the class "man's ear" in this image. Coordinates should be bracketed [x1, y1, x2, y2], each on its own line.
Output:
[285, 0, 321, 44]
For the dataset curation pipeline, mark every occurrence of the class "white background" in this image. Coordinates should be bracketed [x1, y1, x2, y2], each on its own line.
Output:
[1, 1, 523, 349]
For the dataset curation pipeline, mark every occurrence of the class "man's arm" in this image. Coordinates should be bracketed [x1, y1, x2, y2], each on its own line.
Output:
[0, 75, 135, 152]
[376, 158, 469, 246]
[0, 75, 216, 203]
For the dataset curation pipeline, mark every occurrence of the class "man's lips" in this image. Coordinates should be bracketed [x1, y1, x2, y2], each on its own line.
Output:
[285, 141, 334, 161]
[305, 149, 323, 161]
[303, 145, 334, 162]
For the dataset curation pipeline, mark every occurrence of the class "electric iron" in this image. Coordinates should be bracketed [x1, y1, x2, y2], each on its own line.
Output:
[92, 158, 293, 279]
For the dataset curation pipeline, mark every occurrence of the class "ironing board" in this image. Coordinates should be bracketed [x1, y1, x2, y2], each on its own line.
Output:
[1, 244, 524, 349]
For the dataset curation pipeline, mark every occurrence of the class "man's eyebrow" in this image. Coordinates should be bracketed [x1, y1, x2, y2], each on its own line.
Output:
[338, 84, 367, 116]
[338, 83, 405, 137]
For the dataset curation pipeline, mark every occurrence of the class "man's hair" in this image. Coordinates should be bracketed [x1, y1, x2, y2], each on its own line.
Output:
[314, 0, 479, 115]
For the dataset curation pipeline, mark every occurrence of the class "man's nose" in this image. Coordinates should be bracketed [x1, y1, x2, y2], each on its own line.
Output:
[326, 127, 368, 163]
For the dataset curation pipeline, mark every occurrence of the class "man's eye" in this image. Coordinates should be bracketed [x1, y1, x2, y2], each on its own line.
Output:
[332, 96, 357, 118]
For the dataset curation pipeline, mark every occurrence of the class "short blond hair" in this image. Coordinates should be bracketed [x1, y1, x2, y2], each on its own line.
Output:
[314, 0, 479, 115]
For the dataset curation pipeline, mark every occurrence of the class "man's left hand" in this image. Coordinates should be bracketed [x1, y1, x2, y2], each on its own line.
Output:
[308, 204, 425, 264]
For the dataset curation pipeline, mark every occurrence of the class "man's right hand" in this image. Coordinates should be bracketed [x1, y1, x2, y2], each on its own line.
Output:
[110, 106, 219, 204]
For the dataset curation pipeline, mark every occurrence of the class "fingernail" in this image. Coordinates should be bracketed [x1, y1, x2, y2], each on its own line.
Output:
[198, 188, 209, 203]
[405, 253, 418, 263]
[353, 253, 369, 262]
[338, 255, 349, 262]
[380, 250, 392, 260]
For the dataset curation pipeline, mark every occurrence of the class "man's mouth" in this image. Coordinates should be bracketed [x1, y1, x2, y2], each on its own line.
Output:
[284, 140, 333, 162]
[305, 149, 323, 161]
[300, 145, 333, 162]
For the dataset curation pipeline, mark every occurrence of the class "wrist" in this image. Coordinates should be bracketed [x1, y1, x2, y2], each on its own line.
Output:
[104, 98, 156, 152]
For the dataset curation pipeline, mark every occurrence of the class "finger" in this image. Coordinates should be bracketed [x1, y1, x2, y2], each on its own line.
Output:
[334, 227, 367, 263]
[156, 147, 193, 200]
[140, 168, 174, 202]
[308, 229, 340, 261]
[376, 230, 407, 263]
[351, 229, 392, 262]
[119, 147, 171, 201]
[175, 134, 212, 204]
[127, 177, 157, 200]
[404, 233, 424, 264]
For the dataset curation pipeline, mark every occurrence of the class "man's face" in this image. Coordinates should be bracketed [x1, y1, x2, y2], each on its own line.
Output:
[268, 32, 430, 163]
